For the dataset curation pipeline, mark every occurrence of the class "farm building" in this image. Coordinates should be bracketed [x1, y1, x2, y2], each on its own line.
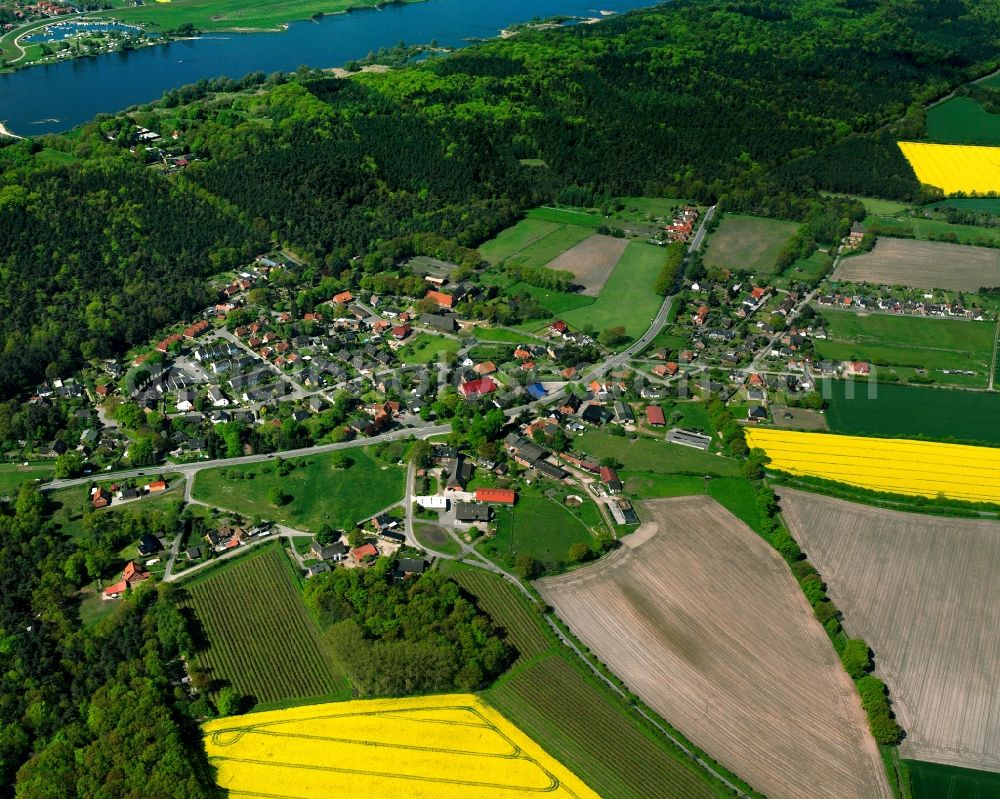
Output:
[646, 405, 666, 426]
[475, 487, 517, 505]
[600, 467, 623, 493]
[350, 543, 379, 565]
[455, 502, 492, 523]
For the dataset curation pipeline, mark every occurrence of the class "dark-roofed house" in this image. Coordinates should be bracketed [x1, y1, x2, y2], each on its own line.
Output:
[614, 401, 635, 424]
[138, 533, 163, 557]
[445, 456, 474, 491]
[600, 466, 623, 493]
[581, 404, 613, 425]
[311, 539, 348, 561]
[455, 502, 491, 524]
[393, 557, 426, 581]
[421, 313, 458, 333]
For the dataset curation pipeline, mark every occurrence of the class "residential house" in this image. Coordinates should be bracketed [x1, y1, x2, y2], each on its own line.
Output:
[455, 502, 491, 524]
[91, 486, 111, 509]
[425, 290, 455, 309]
[445, 456, 474, 491]
[103, 560, 150, 600]
[458, 377, 497, 399]
[350, 543, 379, 565]
[310, 540, 348, 562]
[138, 533, 163, 556]
[421, 313, 458, 333]
[600, 466, 623, 493]
[306, 562, 332, 578]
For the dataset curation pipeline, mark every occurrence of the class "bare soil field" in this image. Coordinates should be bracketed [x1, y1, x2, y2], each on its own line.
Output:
[544, 234, 629, 296]
[536, 496, 891, 799]
[770, 406, 829, 431]
[778, 488, 1000, 773]
[833, 238, 1000, 290]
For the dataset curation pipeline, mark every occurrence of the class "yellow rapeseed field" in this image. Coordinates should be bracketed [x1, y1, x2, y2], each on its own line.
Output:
[897, 141, 1000, 195]
[202, 694, 602, 799]
[745, 428, 1000, 504]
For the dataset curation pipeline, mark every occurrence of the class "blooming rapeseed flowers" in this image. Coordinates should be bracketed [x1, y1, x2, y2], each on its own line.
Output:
[898, 141, 1000, 195]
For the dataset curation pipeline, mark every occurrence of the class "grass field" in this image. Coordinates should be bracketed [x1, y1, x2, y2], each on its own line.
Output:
[185, 544, 347, 707]
[813, 310, 996, 387]
[0, 461, 53, 494]
[395, 332, 460, 364]
[746, 427, 1000, 504]
[544, 234, 628, 296]
[96, 0, 414, 32]
[576, 430, 740, 477]
[825, 380, 1000, 444]
[832, 237, 1000, 291]
[780, 490, 1000, 773]
[480, 492, 595, 571]
[785, 250, 832, 284]
[898, 141, 1000, 195]
[203, 694, 600, 799]
[480, 219, 593, 271]
[703, 215, 800, 275]
[411, 522, 461, 556]
[926, 197, 1000, 215]
[905, 760, 1000, 799]
[926, 97, 1000, 146]
[439, 563, 727, 799]
[537, 497, 892, 799]
[559, 241, 668, 338]
[526, 206, 605, 228]
[191, 448, 404, 530]
[863, 213, 1000, 247]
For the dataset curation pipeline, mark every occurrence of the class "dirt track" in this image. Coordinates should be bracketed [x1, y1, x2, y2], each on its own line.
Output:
[545, 234, 628, 296]
[779, 488, 1000, 772]
[537, 496, 891, 799]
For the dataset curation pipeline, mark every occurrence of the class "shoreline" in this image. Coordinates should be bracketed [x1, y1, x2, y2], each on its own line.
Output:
[0, 121, 23, 139]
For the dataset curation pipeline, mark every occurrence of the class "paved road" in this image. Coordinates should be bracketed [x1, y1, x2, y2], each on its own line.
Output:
[43, 423, 451, 492]
[1, 12, 89, 65]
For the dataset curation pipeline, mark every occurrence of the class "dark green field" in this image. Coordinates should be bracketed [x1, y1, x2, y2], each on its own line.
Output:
[184, 545, 348, 707]
[926, 96, 1000, 145]
[437, 563, 729, 799]
[906, 759, 1000, 799]
[824, 381, 1000, 445]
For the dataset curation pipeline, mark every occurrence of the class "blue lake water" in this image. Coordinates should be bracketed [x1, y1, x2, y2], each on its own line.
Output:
[23, 21, 148, 43]
[0, 0, 655, 135]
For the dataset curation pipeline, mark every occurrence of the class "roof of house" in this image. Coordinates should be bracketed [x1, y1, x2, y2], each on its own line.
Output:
[332, 290, 353, 304]
[454, 502, 491, 522]
[351, 543, 378, 560]
[459, 377, 497, 398]
[646, 405, 666, 426]
[147, 480, 167, 492]
[599, 466, 621, 484]
[426, 290, 454, 308]
[475, 487, 517, 505]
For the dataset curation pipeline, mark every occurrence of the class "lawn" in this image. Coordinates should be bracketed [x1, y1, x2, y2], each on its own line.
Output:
[0, 461, 54, 495]
[619, 473, 768, 533]
[412, 522, 462, 556]
[814, 310, 996, 388]
[560, 241, 667, 338]
[47, 483, 184, 540]
[396, 332, 460, 364]
[183, 544, 348, 708]
[479, 492, 595, 571]
[575, 430, 740, 477]
[97, 0, 418, 32]
[507, 280, 595, 316]
[191, 448, 405, 531]
[784, 250, 832, 285]
[825, 380, 1000, 445]
[435, 562, 728, 799]
[905, 759, 1000, 799]
[926, 96, 1000, 146]
[703, 215, 800, 275]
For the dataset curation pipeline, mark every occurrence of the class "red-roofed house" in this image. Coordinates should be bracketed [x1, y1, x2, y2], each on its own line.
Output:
[146, 480, 167, 493]
[599, 466, 623, 493]
[749, 373, 764, 387]
[646, 405, 666, 426]
[350, 543, 379, 565]
[184, 319, 210, 338]
[514, 347, 531, 360]
[458, 377, 497, 399]
[847, 361, 871, 376]
[549, 320, 568, 335]
[392, 324, 412, 340]
[476, 487, 517, 505]
[426, 290, 455, 309]
[155, 333, 184, 353]
[332, 290, 354, 304]
[91, 486, 111, 509]
[103, 560, 151, 600]
[473, 361, 497, 376]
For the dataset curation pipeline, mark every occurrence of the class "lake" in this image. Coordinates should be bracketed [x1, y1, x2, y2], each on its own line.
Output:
[0, 0, 655, 136]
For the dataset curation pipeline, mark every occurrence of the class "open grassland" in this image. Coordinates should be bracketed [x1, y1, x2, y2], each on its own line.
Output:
[813, 310, 995, 387]
[576, 430, 740, 477]
[560, 241, 671, 338]
[483, 220, 594, 271]
[897, 141, 1000, 195]
[779, 490, 1000, 772]
[526, 206, 605, 228]
[0, 461, 53, 494]
[927, 197, 1000, 215]
[832, 237, 1000, 291]
[482, 494, 596, 571]
[926, 97, 1000, 146]
[98, 0, 411, 32]
[395, 332, 460, 364]
[439, 563, 727, 799]
[203, 694, 600, 799]
[185, 545, 347, 707]
[703, 214, 800, 275]
[544, 234, 628, 296]
[745, 427, 1000, 504]
[191, 448, 404, 530]
[906, 760, 1000, 799]
[479, 217, 562, 264]
[863, 212, 1000, 247]
[537, 497, 892, 799]
[825, 380, 1000, 444]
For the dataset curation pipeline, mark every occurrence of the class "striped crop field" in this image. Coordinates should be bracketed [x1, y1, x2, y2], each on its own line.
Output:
[745, 428, 1000, 504]
[897, 141, 1000, 195]
[185, 545, 347, 706]
[203, 695, 601, 799]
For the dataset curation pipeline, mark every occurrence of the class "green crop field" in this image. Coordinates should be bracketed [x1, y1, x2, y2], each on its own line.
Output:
[184, 544, 348, 707]
[480, 492, 595, 571]
[527, 206, 605, 228]
[926, 96, 1000, 145]
[560, 241, 667, 338]
[576, 430, 741, 477]
[703, 215, 800, 275]
[434, 563, 726, 799]
[96, 0, 418, 33]
[926, 197, 1000, 215]
[815, 311, 996, 388]
[619, 473, 769, 534]
[863, 213, 1000, 247]
[825, 381, 1000, 444]
[191, 448, 405, 531]
[905, 759, 1000, 799]
[821, 193, 912, 215]
[395, 332, 460, 364]
[479, 218, 592, 269]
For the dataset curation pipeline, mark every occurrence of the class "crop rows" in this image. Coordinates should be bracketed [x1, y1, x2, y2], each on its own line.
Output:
[486, 655, 721, 799]
[186, 546, 343, 705]
[450, 569, 550, 661]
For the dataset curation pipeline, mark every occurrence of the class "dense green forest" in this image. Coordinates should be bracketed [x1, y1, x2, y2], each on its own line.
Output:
[0, 0, 998, 398]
